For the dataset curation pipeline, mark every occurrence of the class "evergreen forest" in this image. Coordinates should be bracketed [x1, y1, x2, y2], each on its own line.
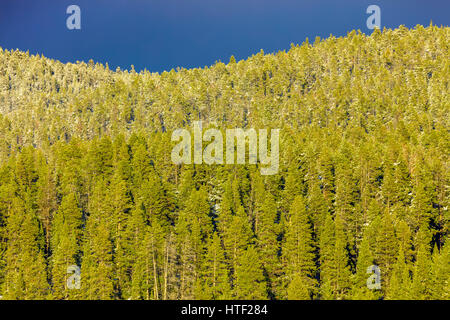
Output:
[0, 25, 448, 300]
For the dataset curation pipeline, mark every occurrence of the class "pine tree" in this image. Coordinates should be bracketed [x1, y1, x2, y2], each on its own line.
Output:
[333, 212, 352, 299]
[196, 233, 231, 299]
[430, 242, 449, 300]
[287, 272, 310, 300]
[124, 201, 146, 299]
[130, 222, 164, 300]
[352, 231, 378, 300]
[281, 161, 305, 219]
[386, 246, 412, 299]
[255, 191, 280, 298]
[306, 170, 327, 237]
[110, 172, 132, 298]
[319, 212, 335, 299]
[375, 208, 398, 288]
[410, 164, 437, 231]
[224, 205, 253, 276]
[411, 224, 433, 299]
[175, 188, 212, 299]
[50, 193, 83, 299]
[282, 195, 316, 298]
[2, 197, 49, 299]
[234, 246, 267, 299]
[36, 151, 57, 258]
[81, 180, 115, 299]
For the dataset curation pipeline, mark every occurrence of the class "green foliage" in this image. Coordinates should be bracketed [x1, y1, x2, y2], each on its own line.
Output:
[0, 25, 448, 299]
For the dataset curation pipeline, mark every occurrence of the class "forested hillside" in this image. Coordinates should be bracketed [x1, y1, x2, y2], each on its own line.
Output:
[0, 24, 448, 300]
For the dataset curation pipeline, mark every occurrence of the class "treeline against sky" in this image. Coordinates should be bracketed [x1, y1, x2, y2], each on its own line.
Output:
[0, 25, 448, 299]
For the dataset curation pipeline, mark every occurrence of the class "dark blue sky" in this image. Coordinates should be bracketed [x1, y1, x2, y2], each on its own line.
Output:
[0, 0, 448, 73]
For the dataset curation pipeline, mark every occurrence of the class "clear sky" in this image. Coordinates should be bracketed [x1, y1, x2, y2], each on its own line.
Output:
[0, 0, 448, 73]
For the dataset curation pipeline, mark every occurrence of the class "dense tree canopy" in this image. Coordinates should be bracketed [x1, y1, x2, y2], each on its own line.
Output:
[0, 25, 448, 299]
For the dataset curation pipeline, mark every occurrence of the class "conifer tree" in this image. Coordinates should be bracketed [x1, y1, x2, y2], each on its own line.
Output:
[319, 212, 335, 299]
[110, 172, 132, 298]
[333, 212, 352, 299]
[352, 231, 378, 300]
[411, 224, 433, 299]
[196, 233, 231, 299]
[282, 195, 316, 298]
[124, 201, 147, 299]
[81, 180, 115, 299]
[224, 205, 253, 276]
[50, 193, 83, 299]
[255, 191, 280, 298]
[386, 246, 411, 299]
[287, 272, 310, 300]
[2, 198, 49, 299]
[234, 246, 267, 299]
[430, 242, 449, 300]
[130, 222, 164, 300]
[175, 188, 212, 299]
[375, 208, 398, 288]
[306, 170, 327, 237]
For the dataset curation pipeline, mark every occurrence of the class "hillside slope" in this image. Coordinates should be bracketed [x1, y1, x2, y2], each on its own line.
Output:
[0, 25, 448, 300]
